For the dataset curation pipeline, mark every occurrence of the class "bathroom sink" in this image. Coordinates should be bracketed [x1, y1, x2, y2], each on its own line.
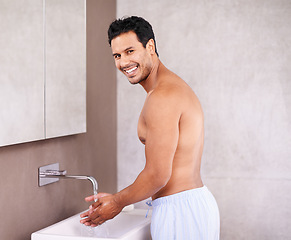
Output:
[31, 208, 151, 240]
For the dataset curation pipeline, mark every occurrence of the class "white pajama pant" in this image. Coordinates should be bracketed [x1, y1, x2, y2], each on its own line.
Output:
[150, 186, 220, 240]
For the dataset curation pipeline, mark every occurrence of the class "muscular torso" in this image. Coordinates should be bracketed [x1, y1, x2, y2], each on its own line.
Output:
[137, 69, 204, 200]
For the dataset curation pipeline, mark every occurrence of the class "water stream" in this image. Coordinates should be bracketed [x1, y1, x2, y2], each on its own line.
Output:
[81, 176, 109, 237]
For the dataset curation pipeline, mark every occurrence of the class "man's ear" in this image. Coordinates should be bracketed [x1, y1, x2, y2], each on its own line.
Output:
[146, 39, 156, 55]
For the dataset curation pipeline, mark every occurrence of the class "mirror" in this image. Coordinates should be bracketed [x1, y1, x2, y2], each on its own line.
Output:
[45, 0, 86, 138]
[0, 0, 86, 147]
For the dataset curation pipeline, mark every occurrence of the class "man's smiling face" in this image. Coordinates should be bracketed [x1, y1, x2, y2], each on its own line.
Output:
[111, 31, 153, 85]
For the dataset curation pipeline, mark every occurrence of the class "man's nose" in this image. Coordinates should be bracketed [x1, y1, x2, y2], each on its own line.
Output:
[119, 55, 131, 69]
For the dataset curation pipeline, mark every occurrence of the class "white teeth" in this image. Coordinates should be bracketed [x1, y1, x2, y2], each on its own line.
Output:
[125, 66, 137, 74]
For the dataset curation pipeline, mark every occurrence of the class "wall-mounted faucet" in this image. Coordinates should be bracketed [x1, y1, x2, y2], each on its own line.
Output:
[38, 163, 98, 199]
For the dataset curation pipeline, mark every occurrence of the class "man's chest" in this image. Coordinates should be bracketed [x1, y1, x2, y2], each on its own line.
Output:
[137, 113, 146, 144]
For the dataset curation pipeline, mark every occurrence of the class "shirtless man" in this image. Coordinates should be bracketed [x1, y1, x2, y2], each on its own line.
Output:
[81, 16, 220, 239]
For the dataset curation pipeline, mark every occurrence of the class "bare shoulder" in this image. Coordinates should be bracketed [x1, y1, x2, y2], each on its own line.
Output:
[143, 73, 200, 122]
[153, 72, 199, 107]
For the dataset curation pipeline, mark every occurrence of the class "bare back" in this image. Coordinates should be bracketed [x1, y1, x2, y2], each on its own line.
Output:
[138, 64, 204, 200]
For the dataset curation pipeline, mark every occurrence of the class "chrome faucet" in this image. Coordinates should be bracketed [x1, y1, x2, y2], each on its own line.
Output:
[38, 163, 98, 199]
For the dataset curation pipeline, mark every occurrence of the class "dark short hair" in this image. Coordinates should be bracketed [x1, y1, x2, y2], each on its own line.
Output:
[108, 16, 159, 57]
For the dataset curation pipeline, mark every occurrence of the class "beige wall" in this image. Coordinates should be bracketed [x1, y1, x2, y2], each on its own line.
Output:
[117, 0, 291, 239]
[0, 1, 117, 239]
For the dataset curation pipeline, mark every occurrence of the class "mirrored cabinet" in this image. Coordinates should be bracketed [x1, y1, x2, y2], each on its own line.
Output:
[0, 0, 86, 147]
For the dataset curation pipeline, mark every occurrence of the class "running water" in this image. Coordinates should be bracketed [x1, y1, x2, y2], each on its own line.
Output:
[94, 189, 98, 202]
[86, 176, 98, 201]
[81, 178, 109, 237]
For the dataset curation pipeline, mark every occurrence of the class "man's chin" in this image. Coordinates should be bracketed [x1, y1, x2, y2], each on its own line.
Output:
[128, 77, 144, 85]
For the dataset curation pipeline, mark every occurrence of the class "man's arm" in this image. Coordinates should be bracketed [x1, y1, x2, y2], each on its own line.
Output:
[81, 90, 181, 226]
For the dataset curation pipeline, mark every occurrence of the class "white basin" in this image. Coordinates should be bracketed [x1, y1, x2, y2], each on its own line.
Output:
[31, 208, 151, 240]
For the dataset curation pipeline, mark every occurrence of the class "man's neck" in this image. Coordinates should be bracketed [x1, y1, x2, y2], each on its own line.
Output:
[139, 56, 161, 93]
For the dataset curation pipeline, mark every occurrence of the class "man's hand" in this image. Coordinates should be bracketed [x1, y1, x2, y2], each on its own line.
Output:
[80, 193, 123, 227]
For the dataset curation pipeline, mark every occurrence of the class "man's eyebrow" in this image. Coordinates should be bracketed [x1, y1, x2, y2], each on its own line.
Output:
[112, 47, 134, 56]
[124, 46, 134, 51]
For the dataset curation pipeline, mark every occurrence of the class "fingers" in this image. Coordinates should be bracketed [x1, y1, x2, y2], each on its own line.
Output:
[80, 203, 101, 222]
[96, 192, 111, 198]
[84, 221, 102, 227]
[80, 217, 90, 224]
[89, 223, 98, 227]
[82, 207, 104, 226]
[85, 192, 111, 202]
[80, 210, 89, 218]
[80, 215, 105, 227]
[86, 201, 102, 217]
[82, 192, 112, 227]
[84, 195, 96, 202]
[80, 199, 102, 223]
[96, 220, 106, 226]
[80, 205, 98, 222]
[80, 217, 91, 226]
[80, 214, 100, 226]
[91, 215, 105, 226]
